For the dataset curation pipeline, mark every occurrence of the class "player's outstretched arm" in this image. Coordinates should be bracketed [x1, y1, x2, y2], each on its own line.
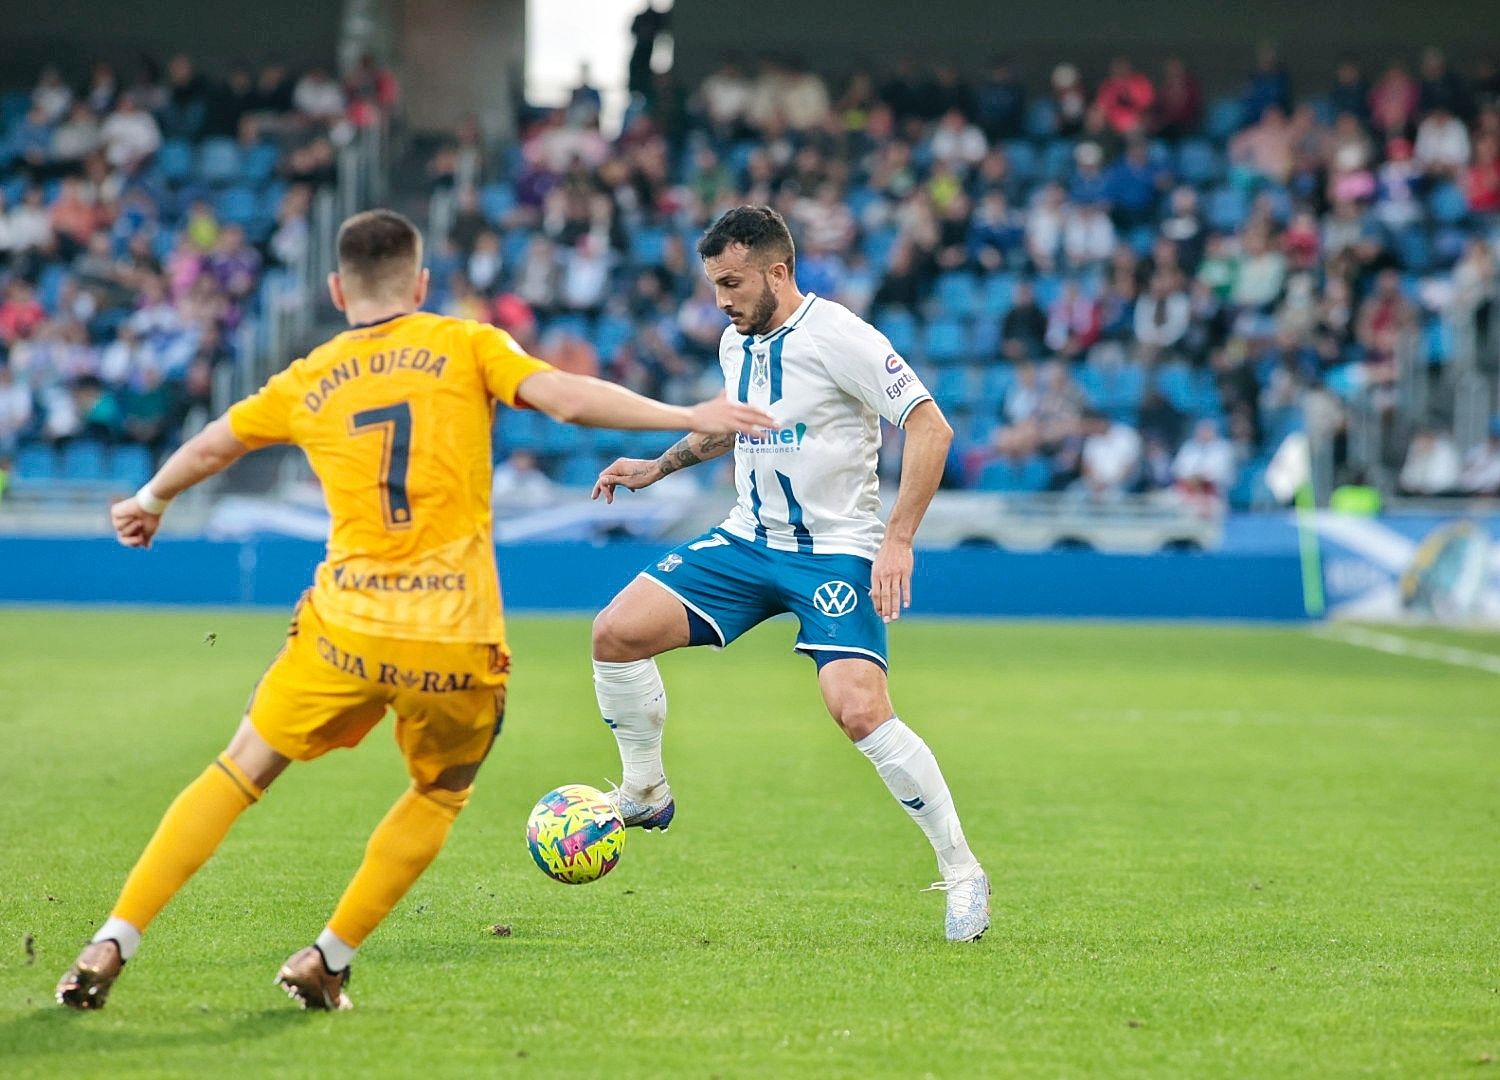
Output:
[591, 429, 737, 503]
[872, 400, 953, 621]
[518, 371, 773, 435]
[110, 416, 251, 549]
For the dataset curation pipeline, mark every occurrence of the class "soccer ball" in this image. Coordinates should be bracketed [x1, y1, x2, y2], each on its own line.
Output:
[525, 784, 627, 884]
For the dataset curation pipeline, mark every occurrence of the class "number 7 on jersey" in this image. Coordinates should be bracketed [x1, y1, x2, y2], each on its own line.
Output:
[350, 401, 413, 529]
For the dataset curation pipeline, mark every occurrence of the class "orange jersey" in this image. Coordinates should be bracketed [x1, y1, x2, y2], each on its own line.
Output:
[227, 313, 552, 644]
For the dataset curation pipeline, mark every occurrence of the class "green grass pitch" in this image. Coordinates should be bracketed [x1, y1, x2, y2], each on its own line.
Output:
[0, 608, 1496, 1078]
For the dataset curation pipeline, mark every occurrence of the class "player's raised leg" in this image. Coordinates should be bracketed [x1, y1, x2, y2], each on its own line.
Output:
[591, 574, 694, 830]
[818, 658, 990, 942]
[57, 720, 290, 1009]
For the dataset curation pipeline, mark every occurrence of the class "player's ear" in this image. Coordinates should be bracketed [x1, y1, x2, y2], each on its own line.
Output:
[328, 273, 346, 312]
[414, 268, 430, 309]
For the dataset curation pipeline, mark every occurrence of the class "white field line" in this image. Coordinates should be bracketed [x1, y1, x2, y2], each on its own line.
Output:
[1312, 625, 1500, 676]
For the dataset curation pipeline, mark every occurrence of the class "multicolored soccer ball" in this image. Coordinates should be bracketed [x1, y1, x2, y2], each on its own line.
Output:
[525, 784, 627, 884]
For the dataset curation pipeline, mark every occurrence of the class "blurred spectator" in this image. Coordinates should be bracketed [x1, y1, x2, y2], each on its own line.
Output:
[1173, 418, 1237, 494]
[492, 449, 558, 507]
[1414, 106, 1471, 177]
[1001, 279, 1047, 360]
[1063, 201, 1116, 269]
[467, 231, 504, 292]
[1103, 139, 1164, 227]
[929, 109, 987, 168]
[1417, 46, 1471, 119]
[1075, 410, 1142, 499]
[1231, 228, 1287, 310]
[99, 94, 161, 171]
[629, 1, 670, 99]
[0, 364, 32, 455]
[32, 65, 73, 124]
[1329, 57, 1371, 126]
[1134, 271, 1190, 357]
[1398, 428, 1461, 495]
[1369, 61, 1418, 137]
[1050, 64, 1088, 137]
[1155, 57, 1203, 139]
[1046, 280, 1101, 356]
[1231, 104, 1296, 184]
[203, 65, 256, 139]
[160, 54, 209, 139]
[1466, 133, 1500, 212]
[292, 69, 346, 123]
[51, 103, 102, 167]
[1242, 43, 1292, 122]
[0, 281, 45, 344]
[1095, 58, 1155, 137]
[253, 60, 296, 114]
[1459, 421, 1500, 495]
[975, 58, 1026, 141]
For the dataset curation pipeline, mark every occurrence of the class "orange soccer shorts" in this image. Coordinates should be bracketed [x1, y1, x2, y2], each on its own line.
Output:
[246, 594, 510, 789]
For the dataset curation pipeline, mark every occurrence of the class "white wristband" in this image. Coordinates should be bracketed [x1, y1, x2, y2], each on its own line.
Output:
[136, 484, 171, 515]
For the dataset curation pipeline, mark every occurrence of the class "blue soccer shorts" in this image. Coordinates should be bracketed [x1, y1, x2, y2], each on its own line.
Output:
[639, 528, 888, 670]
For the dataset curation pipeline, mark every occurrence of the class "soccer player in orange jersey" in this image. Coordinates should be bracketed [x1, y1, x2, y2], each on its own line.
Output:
[56, 210, 774, 1011]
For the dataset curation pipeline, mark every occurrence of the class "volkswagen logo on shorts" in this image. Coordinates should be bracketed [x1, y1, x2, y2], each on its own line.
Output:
[657, 553, 683, 573]
[813, 580, 858, 618]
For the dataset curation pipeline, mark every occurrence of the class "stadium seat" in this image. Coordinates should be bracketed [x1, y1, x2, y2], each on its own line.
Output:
[109, 444, 153, 488]
[877, 308, 918, 357]
[15, 444, 57, 481]
[1205, 186, 1250, 232]
[1205, 97, 1245, 140]
[537, 419, 582, 456]
[242, 142, 281, 185]
[1042, 139, 1076, 181]
[216, 185, 259, 226]
[196, 138, 242, 185]
[979, 365, 1013, 409]
[1430, 183, 1468, 225]
[559, 454, 606, 488]
[1024, 99, 1057, 139]
[934, 272, 980, 318]
[61, 440, 107, 482]
[480, 183, 517, 223]
[980, 274, 1014, 317]
[1175, 139, 1221, 185]
[976, 458, 1021, 491]
[1395, 226, 1430, 273]
[1002, 141, 1038, 182]
[921, 318, 968, 365]
[934, 366, 972, 407]
[157, 139, 195, 185]
[498, 409, 542, 452]
[501, 228, 534, 267]
[970, 318, 1001, 360]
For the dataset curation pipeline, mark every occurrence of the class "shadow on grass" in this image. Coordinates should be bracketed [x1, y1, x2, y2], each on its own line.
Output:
[0, 1004, 317, 1059]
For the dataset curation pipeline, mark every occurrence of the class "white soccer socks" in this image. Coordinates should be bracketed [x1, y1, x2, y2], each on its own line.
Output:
[315, 927, 357, 972]
[593, 658, 669, 800]
[856, 718, 981, 883]
[92, 917, 142, 961]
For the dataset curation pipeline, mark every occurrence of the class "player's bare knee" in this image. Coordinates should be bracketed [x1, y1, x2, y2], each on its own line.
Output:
[831, 699, 888, 742]
[592, 606, 651, 662]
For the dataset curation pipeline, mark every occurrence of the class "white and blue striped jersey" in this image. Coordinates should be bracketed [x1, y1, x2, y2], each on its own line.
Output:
[715, 293, 933, 560]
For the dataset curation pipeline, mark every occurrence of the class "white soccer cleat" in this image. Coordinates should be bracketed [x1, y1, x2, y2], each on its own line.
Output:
[926, 868, 991, 942]
[605, 781, 675, 831]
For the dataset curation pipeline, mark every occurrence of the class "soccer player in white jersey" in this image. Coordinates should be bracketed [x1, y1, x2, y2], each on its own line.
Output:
[591, 206, 988, 941]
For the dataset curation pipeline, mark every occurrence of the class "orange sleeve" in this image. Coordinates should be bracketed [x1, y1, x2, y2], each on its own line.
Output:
[472, 324, 553, 409]
[226, 361, 304, 449]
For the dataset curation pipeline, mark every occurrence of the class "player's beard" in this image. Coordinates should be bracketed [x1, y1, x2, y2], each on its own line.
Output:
[744, 278, 779, 336]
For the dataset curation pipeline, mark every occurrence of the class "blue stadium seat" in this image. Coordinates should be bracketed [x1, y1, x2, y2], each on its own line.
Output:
[242, 141, 281, 185]
[559, 454, 606, 488]
[61, 440, 107, 481]
[216, 185, 259, 226]
[630, 227, 669, 266]
[1017, 455, 1052, 491]
[591, 426, 629, 457]
[16, 444, 56, 481]
[1042, 139, 1075, 181]
[109, 444, 153, 487]
[979, 365, 1013, 409]
[1205, 97, 1245, 140]
[977, 458, 1020, 491]
[1002, 140, 1038, 182]
[970, 318, 1001, 360]
[1024, 100, 1057, 139]
[593, 313, 634, 357]
[501, 229, 534, 266]
[980, 274, 1014, 317]
[1175, 139, 1220, 185]
[876, 308, 918, 356]
[1205, 186, 1250, 232]
[536, 419, 582, 455]
[196, 138, 242, 185]
[934, 272, 979, 318]
[861, 226, 899, 266]
[1394, 226, 1430, 273]
[934, 366, 972, 407]
[480, 182, 516, 223]
[499, 409, 542, 452]
[921, 318, 968, 365]
[844, 186, 881, 221]
[1430, 183, 1468, 225]
[157, 139, 195, 185]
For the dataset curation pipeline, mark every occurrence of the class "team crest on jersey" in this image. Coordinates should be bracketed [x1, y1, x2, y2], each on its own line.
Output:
[813, 580, 859, 618]
[657, 553, 683, 573]
[750, 349, 770, 388]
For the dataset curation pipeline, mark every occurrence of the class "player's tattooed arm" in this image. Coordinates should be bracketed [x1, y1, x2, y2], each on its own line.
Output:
[655, 431, 735, 477]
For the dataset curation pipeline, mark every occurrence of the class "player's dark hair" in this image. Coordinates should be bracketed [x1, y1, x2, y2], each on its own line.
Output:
[336, 209, 422, 296]
[697, 205, 796, 277]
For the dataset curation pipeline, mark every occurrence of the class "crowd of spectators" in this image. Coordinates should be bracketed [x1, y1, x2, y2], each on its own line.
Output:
[0, 54, 396, 490]
[430, 44, 1500, 507]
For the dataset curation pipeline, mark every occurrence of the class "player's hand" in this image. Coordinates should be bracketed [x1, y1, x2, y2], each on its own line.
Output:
[871, 537, 914, 622]
[685, 393, 776, 436]
[110, 497, 162, 550]
[592, 457, 663, 504]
